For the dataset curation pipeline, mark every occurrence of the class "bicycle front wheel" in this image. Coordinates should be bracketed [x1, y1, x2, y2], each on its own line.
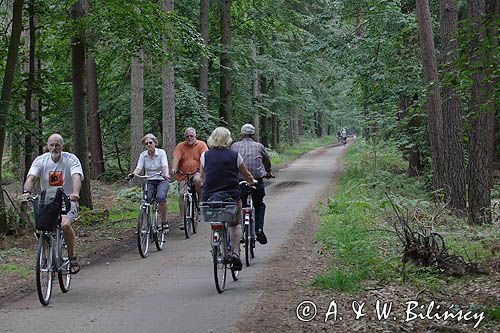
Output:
[183, 198, 191, 239]
[153, 207, 165, 251]
[244, 223, 251, 267]
[57, 231, 71, 292]
[137, 207, 150, 258]
[36, 234, 53, 306]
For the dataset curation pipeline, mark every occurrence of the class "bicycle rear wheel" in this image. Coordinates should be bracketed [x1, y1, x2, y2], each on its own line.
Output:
[183, 198, 191, 239]
[213, 244, 227, 293]
[153, 207, 165, 251]
[36, 234, 53, 306]
[137, 207, 150, 258]
[57, 231, 71, 292]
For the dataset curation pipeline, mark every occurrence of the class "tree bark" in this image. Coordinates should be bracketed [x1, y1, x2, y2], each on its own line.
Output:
[86, 56, 105, 178]
[22, 0, 38, 183]
[269, 78, 278, 149]
[439, 0, 466, 210]
[161, 0, 176, 164]
[489, 0, 499, 164]
[219, 0, 232, 125]
[0, 0, 25, 234]
[260, 74, 269, 146]
[130, 51, 144, 171]
[199, 0, 209, 112]
[416, 0, 444, 191]
[71, 1, 92, 208]
[251, 34, 260, 140]
[467, 0, 494, 224]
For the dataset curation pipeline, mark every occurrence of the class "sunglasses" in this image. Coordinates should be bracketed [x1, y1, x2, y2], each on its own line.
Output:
[145, 141, 154, 145]
[185, 135, 194, 138]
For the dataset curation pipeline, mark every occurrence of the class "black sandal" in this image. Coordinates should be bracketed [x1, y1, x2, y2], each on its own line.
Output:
[69, 256, 81, 274]
[161, 222, 170, 234]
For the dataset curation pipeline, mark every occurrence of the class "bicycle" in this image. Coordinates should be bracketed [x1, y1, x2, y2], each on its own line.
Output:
[130, 173, 167, 258]
[200, 200, 240, 293]
[239, 181, 256, 267]
[27, 193, 72, 306]
[176, 170, 199, 239]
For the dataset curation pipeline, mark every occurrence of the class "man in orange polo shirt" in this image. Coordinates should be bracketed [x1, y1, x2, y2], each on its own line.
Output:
[171, 127, 208, 229]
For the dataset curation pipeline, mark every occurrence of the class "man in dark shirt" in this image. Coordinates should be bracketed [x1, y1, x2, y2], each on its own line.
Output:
[231, 124, 273, 244]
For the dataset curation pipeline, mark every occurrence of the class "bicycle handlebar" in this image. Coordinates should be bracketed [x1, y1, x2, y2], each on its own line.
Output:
[128, 173, 166, 180]
[238, 181, 257, 190]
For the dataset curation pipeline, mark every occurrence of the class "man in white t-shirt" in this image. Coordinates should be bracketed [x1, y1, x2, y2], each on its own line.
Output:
[23, 134, 83, 274]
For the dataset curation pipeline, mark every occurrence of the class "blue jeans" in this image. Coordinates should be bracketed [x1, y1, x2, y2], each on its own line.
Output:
[146, 179, 169, 203]
[240, 178, 266, 232]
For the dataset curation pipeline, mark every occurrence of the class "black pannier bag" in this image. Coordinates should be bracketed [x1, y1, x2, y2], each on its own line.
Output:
[33, 187, 70, 231]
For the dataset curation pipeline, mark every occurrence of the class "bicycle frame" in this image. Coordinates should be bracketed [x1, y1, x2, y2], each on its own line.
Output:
[183, 179, 195, 220]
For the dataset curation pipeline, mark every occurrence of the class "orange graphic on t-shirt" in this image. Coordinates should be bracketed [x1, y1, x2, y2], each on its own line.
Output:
[49, 171, 63, 186]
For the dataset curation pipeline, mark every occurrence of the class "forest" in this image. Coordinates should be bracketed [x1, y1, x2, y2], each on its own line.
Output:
[0, 0, 498, 235]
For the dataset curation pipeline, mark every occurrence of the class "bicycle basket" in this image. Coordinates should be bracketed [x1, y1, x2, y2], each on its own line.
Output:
[33, 187, 68, 231]
[200, 201, 238, 223]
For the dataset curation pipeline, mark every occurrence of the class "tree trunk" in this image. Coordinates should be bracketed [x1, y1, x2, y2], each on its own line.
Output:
[0, 0, 25, 234]
[130, 51, 144, 171]
[86, 56, 105, 178]
[219, 0, 232, 125]
[416, 0, 444, 191]
[439, 0, 466, 210]
[467, 0, 494, 224]
[21, 0, 37, 183]
[293, 107, 300, 143]
[199, 0, 209, 112]
[71, 1, 92, 208]
[251, 34, 260, 140]
[161, 0, 176, 164]
[37, 58, 43, 155]
[260, 74, 269, 146]
[271, 113, 278, 149]
[268, 78, 278, 149]
[490, 0, 499, 164]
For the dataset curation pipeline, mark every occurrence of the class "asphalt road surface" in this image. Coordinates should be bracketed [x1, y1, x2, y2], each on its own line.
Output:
[0, 143, 344, 333]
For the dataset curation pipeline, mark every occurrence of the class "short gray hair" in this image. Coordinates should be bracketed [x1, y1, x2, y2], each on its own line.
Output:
[185, 127, 197, 136]
[207, 127, 232, 149]
[47, 133, 64, 145]
[240, 124, 255, 135]
[141, 133, 158, 145]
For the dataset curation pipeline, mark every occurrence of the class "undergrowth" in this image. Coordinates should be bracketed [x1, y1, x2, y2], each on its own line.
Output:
[313, 140, 499, 293]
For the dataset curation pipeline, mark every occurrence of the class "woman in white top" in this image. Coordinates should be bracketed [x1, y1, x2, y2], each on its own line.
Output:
[129, 133, 170, 232]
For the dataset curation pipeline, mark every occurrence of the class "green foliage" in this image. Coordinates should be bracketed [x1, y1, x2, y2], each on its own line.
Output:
[77, 207, 110, 226]
[316, 140, 500, 294]
[0, 263, 31, 278]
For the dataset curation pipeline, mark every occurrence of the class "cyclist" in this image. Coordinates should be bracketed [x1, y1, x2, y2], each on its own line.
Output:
[22, 133, 83, 274]
[171, 127, 208, 230]
[231, 124, 273, 244]
[341, 128, 347, 144]
[129, 133, 170, 233]
[200, 127, 257, 271]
